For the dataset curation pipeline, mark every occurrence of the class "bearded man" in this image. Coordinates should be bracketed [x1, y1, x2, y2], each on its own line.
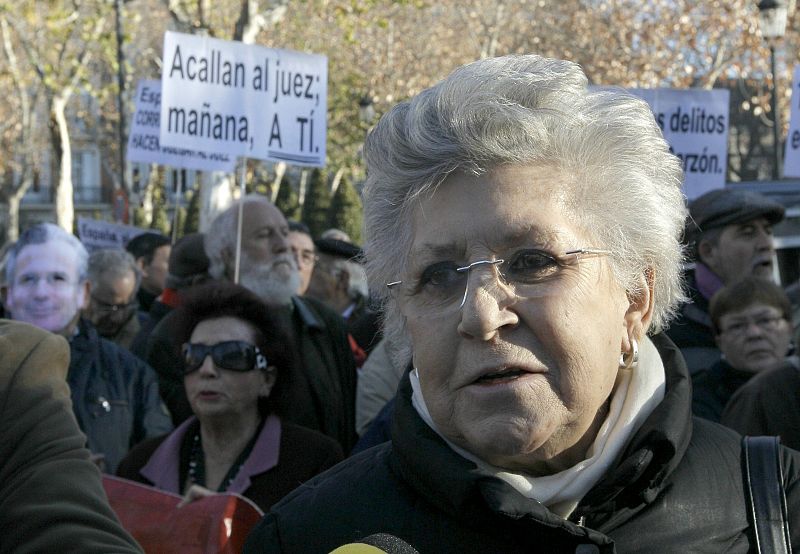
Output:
[193, 196, 356, 452]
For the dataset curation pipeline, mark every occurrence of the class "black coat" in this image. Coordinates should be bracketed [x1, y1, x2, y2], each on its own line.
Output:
[244, 334, 800, 553]
[664, 270, 721, 375]
[691, 360, 754, 423]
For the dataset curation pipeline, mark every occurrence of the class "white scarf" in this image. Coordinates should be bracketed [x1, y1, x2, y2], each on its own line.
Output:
[410, 335, 666, 518]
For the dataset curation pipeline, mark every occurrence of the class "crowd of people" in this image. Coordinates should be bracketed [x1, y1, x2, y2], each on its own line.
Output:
[1, 53, 799, 552]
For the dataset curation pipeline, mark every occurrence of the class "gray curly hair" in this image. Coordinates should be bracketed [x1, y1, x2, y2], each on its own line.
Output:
[362, 54, 687, 356]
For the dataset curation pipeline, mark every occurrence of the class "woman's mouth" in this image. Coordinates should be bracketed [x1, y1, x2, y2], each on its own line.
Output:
[474, 367, 533, 385]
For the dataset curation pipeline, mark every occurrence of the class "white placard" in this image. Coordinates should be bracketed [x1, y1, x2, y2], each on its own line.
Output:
[630, 88, 730, 199]
[77, 217, 152, 252]
[784, 66, 800, 177]
[160, 31, 327, 167]
[127, 80, 236, 172]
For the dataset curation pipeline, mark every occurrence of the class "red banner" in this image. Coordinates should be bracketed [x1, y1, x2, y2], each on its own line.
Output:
[103, 475, 263, 553]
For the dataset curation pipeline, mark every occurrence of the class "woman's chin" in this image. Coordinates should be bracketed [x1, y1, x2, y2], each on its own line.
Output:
[454, 415, 557, 471]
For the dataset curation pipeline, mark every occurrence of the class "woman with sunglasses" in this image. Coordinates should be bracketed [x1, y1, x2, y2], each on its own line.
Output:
[116, 281, 343, 511]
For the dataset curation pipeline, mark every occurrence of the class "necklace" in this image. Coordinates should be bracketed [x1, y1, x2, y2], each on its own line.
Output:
[187, 431, 250, 493]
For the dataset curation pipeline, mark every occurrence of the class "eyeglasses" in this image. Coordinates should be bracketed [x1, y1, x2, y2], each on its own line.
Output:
[182, 340, 268, 375]
[720, 315, 786, 337]
[90, 295, 137, 314]
[387, 247, 610, 318]
[292, 248, 318, 266]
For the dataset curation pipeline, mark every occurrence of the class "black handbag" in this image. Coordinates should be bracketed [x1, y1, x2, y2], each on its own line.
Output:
[742, 435, 793, 554]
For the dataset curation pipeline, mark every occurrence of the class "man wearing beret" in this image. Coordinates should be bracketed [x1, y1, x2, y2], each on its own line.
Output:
[666, 188, 785, 375]
[307, 237, 381, 356]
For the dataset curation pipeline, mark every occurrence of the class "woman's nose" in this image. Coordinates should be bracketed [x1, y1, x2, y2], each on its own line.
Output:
[197, 355, 219, 376]
[457, 274, 518, 340]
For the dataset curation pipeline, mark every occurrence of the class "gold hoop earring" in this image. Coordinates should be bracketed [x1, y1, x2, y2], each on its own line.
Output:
[619, 338, 639, 370]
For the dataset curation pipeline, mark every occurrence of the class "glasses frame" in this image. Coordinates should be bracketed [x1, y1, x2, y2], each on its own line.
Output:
[90, 294, 138, 313]
[387, 247, 611, 311]
[719, 314, 787, 337]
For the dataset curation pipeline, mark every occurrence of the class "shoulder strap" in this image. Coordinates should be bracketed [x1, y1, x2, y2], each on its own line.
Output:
[742, 435, 792, 554]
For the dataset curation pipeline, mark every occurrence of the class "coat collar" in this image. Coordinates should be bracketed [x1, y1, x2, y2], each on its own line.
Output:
[291, 296, 324, 331]
[140, 414, 282, 494]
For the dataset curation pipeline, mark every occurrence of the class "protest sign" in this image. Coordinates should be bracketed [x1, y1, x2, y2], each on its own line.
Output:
[784, 66, 800, 177]
[160, 31, 327, 167]
[77, 217, 151, 252]
[630, 88, 730, 199]
[127, 79, 236, 172]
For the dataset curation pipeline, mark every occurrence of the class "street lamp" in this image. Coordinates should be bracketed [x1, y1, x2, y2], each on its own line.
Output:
[757, 0, 789, 180]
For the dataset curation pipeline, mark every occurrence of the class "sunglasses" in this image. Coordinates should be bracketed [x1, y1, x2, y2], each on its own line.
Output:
[182, 341, 268, 375]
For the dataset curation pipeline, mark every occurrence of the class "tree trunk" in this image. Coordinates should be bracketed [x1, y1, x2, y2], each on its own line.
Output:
[330, 167, 345, 194]
[50, 92, 74, 233]
[6, 192, 22, 243]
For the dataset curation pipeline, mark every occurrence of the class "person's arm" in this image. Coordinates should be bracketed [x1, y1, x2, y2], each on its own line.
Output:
[0, 322, 142, 553]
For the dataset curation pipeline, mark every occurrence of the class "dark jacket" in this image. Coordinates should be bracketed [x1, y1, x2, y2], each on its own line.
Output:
[117, 415, 343, 512]
[691, 359, 755, 423]
[0, 320, 142, 553]
[664, 270, 721, 375]
[244, 334, 800, 553]
[721, 362, 800, 451]
[130, 298, 173, 361]
[68, 319, 172, 473]
[145, 295, 358, 452]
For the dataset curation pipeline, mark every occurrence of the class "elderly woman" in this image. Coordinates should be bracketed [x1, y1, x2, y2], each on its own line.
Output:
[117, 282, 343, 511]
[243, 55, 800, 552]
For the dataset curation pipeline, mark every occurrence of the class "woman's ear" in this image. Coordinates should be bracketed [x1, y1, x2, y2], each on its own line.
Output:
[259, 366, 277, 398]
[623, 270, 655, 351]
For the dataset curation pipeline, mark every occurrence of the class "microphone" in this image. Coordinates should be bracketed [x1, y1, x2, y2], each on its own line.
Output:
[329, 533, 419, 554]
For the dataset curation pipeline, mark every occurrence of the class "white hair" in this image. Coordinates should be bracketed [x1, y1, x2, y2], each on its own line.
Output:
[362, 54, 687, 354]
[238, 250, 300, 306]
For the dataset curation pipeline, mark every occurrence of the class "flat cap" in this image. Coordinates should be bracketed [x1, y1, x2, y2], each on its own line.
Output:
[167, 233, 209, 280]
[686, 188, 784, 244]
[314, 238, 362, 261]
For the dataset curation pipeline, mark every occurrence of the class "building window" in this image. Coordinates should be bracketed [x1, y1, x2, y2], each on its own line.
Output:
[72, 148, 101, 203]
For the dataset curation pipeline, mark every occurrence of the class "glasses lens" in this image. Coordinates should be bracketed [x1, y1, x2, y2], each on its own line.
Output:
[182, 341, 257, 374]
[183, 343, 208, 374]
[213, 341, 257, 372]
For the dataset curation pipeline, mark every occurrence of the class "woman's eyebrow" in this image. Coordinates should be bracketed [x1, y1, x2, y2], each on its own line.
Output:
[411, 242, 462, 259]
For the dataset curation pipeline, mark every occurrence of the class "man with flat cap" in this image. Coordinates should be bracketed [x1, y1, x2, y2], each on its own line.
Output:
[666, 188, 785, 374]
